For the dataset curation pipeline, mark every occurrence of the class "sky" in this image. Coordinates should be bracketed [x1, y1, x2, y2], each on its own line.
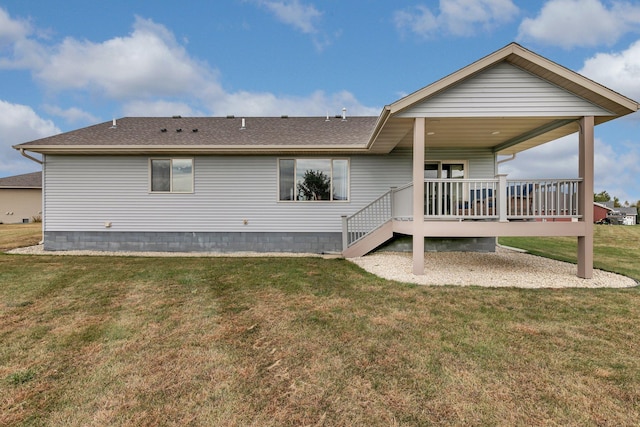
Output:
[1, 0, 639, 203]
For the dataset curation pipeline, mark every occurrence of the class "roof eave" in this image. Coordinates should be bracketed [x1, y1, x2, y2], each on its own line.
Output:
[509, 47, 639, 115]
[365, 107, 393, 151]
[15, 144, 374, 155]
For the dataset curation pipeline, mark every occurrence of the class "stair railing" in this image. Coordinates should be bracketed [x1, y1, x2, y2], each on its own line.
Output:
[342, 189, 394, 247]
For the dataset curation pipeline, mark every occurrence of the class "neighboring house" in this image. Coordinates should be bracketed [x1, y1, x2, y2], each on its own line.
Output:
[613, 207, 638, 225]
[619, 207, 638, 225]
[596, 202, 638, 225]
[13, 43, 640, 279]
[0, 171, 42, 224]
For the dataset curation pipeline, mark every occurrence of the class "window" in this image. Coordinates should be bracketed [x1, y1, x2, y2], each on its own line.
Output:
[424, 161, 465, 179]
[279, 158, 349, 201]
[424, 161, 467, 215]
[150, 158, 193, 193]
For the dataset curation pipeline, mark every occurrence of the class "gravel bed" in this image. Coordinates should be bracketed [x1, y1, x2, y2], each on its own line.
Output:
[7, 245, 637, 288]
[350, 246, 638, 288]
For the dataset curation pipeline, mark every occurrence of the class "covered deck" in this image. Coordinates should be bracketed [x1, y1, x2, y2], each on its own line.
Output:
[341, 44, 639, 279]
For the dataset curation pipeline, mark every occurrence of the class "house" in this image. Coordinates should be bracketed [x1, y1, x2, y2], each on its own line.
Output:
[618, 207, 638, 225]
[596, 202, 638, 225]
[0, 171, 42, 224]
[611, 206, 638, 225]
[13, 43, 639, 278]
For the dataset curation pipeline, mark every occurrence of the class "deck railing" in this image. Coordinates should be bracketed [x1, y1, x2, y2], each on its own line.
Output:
[425, 179, 499, 219]
[392, 183, 413, 219]
[343, 189, 393, 246]
[343, 177, 583, 248]
[506, 179, 581, 219]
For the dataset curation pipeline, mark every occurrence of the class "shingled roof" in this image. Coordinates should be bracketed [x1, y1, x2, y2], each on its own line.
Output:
[14, 116, 379, 154]
[0, 171, 42, 188]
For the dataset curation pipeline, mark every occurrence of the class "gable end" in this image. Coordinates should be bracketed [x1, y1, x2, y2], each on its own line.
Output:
[395, 62, 614, 118]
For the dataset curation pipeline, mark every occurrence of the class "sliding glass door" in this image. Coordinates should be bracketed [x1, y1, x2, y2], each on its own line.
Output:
[424, 162, 466, 215]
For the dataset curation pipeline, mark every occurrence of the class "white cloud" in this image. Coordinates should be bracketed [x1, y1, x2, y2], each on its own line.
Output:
[500, 134, 640, 203]
[0, 100, 59, 175]
[36, 17, 223, 100]
[253, 0, 335, 50]
[122, 100, 203, 117]
[593, 140, 640, 204]
[42, 105, 99, 124]
[255, 0, 322, 34]
[394, 6, 438, 38]
[394, 0, 519, 38]
[499, 135, 578, 179]
[579, 40, 640, 101]
[209, 89, 380, 117]
[0, 7, 30, 46]
[518, 0, 640, 49]
[0, 8, 48, 70]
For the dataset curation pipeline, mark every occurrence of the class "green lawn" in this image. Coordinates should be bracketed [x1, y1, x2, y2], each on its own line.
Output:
[1, 225, 640, 425]
[500, 224, 640, 281]
[1, 252, 639, 426]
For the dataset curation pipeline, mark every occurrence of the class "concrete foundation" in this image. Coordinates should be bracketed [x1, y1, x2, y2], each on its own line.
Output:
[377, 234, 496, 253]
[44, 231, 343, 254]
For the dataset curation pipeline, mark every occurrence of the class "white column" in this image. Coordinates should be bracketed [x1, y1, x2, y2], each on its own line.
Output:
[497, 174, 508, 222]
[578, 116, 594, 279]
[412, 117, 425, 275]
[341, 215, 348, 253]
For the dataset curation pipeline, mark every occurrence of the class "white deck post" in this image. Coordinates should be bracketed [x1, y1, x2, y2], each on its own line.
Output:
[497, 174, 508, 222]
[412, 118, 425, 275]
[341, 215, 348, 253]
[578, 116, 594, 279]
[390, 186, 397, 218]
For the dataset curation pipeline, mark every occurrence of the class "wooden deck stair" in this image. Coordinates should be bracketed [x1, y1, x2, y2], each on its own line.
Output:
[342, 220, 394, 258]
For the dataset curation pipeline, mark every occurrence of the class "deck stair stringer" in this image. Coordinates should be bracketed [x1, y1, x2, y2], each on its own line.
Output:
[342, 220, 394, 258]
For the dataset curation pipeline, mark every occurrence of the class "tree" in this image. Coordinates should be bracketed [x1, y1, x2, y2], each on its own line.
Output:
[594, 190, 611, 203]
[613, 196, 621, 208]
[297, 169, 330, 200]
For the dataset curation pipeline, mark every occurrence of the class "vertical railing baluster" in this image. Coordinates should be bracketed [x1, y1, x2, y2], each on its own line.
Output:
[503, 178, 582, 220]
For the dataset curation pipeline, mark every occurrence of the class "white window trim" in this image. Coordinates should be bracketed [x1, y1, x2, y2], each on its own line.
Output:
[277, 157, 350, 202]
[149, 158, 195, 194]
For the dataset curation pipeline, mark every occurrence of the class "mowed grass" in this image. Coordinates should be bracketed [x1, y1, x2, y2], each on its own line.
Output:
[0, 223, 42, 251]
[500, 224, 640, 281]
[1, 231, 639, 425]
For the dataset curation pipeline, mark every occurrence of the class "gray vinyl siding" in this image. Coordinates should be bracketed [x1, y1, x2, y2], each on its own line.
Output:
[397, 63, 613, 118]
[44, 149, 494, 234]
[43, 152, 415, 233]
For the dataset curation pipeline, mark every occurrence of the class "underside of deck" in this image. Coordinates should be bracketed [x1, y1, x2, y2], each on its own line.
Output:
[391, 218, 586, 237]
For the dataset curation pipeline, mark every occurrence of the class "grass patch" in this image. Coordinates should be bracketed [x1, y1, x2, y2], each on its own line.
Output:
[2, 225, 639, 425]
[0, 223, 41, 251]
[7, 368, 36, 386]
[500, 224, 640, 281]
[1, 253, 639, 426]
